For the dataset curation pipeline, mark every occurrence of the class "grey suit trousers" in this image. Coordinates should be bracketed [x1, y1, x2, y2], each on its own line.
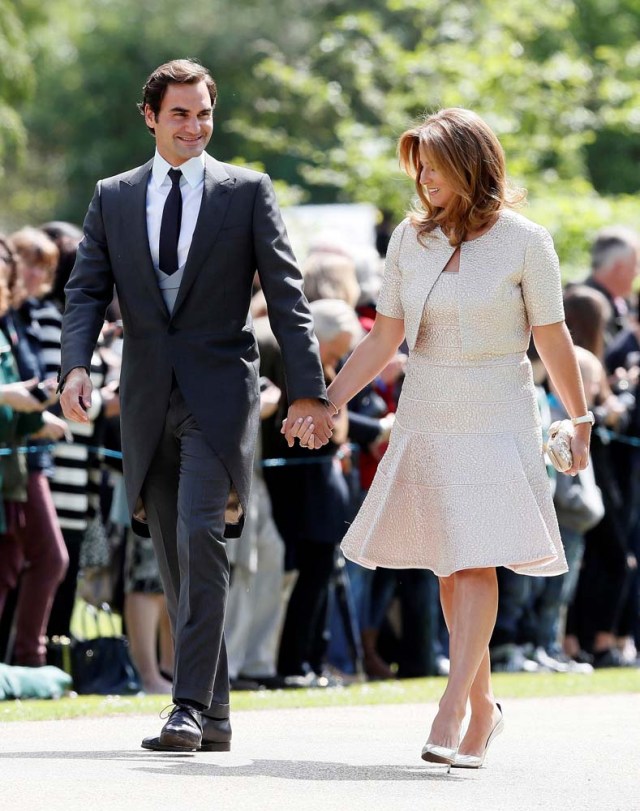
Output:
[141, 383, 231, 718]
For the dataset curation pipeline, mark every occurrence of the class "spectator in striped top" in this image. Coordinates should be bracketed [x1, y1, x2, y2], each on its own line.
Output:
[32, 224, 122, 640]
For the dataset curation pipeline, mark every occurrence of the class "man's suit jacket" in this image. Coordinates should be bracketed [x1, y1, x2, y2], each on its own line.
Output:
[60, 153, 326, 537]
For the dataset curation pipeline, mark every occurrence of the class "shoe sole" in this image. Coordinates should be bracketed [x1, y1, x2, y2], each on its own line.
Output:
[200, 741, 231, 752]
[141, 740, 231, 752]
[421, 751, 455, 765]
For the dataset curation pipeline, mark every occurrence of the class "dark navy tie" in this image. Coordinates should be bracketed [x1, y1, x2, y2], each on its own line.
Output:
[158, 168, 183, 276]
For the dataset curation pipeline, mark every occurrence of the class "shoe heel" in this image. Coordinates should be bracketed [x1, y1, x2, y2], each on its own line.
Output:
[452, 703, 504, 769]
[200, 741, 231, 752]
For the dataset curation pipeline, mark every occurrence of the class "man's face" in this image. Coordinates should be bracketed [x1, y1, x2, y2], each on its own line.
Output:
[145, 80, 213, 166]
[619, 249, 640, 297]
[604, 249, 640, 299]
[320, 331, 353, 371]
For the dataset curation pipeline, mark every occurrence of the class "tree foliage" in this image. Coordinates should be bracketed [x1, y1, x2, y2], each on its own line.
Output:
[0, 0, 38, 170]
[2, 0, 640, 274]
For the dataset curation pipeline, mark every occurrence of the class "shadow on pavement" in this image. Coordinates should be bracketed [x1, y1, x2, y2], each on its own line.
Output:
[0, 751, 463, 781]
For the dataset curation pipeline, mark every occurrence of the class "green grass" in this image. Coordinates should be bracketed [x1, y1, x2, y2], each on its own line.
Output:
[1, 668, 637, 723]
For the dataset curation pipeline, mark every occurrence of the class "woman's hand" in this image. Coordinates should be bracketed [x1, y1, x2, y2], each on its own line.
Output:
[259, 380, 281, 420]
[0, 379, 46, 412]
[282, 398, 334, 449]
[30, 411, 73, 442]
[567, 423, 591, 476]
[100, 380, 120, 419]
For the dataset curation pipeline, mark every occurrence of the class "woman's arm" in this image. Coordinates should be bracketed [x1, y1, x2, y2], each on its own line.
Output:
[327, 314, 406, 412]
[532, 321, 591, 475]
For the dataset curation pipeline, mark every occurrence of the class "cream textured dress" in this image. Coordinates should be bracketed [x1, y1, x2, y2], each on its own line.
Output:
[341, 209, 568, 577]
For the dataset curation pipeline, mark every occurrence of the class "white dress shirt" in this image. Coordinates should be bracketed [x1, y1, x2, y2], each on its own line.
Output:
[146, 150, 205, 312]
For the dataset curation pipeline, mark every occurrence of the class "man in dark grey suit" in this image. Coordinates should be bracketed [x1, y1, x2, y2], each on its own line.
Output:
[59, 58, 334, 751]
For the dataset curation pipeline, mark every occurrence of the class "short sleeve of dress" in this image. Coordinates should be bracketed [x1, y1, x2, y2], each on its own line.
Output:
[376, 220, 407, 320]
[521, 225, 565, 327]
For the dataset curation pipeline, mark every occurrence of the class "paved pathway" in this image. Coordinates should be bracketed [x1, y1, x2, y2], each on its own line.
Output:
[1, 694, 638, 811]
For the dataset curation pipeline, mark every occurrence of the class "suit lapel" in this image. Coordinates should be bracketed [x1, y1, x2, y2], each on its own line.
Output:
[171, 155, 234, 319]
[119, 160, 169, 319]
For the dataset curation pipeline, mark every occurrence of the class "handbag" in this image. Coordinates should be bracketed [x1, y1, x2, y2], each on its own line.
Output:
[77, 514, 115, 607]
[546, 419, 574, 473]
[79, 514, 111, 568]
[70, 603, 141, 696]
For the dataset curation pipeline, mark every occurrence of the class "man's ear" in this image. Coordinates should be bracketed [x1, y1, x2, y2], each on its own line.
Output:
[143, 104, 157, 133]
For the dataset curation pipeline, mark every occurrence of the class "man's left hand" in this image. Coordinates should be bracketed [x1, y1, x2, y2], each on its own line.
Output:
[282, 398, 334, 449]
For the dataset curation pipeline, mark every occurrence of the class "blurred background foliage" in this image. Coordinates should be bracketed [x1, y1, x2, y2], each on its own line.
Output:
[2, 0, 640, 275]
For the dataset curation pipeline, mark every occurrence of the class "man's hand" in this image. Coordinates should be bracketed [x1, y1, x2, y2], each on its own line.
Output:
[282, 398, 334, 449]
[60, 368, 93, 424]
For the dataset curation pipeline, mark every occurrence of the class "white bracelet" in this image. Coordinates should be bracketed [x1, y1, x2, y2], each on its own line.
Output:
[571, 411, 595, 426]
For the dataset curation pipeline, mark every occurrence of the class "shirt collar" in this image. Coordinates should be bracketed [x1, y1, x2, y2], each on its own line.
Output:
[151, 150, 206, 190]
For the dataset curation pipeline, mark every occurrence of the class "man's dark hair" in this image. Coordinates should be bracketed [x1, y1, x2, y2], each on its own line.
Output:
[138, 58, 217, 134]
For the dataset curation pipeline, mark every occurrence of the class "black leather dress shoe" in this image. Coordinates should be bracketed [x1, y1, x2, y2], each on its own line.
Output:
[142, 715, 231, 752]
[155, 704, 203, 751]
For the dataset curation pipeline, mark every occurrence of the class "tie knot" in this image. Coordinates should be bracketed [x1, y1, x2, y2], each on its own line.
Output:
[168, 168, 182, 186]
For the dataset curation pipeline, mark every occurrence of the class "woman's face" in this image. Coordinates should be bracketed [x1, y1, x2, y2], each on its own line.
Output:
[17, 256, 49, 298]
[0, 255, 11, 317]
[418, 145, 456, 209]
[0, 254, 10, 286]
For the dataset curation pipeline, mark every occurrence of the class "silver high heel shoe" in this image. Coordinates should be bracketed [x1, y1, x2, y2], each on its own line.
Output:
[452, 703, 504, 769]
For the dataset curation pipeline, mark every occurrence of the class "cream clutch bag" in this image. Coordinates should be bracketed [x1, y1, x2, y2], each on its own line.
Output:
[546, 420, 574, 473]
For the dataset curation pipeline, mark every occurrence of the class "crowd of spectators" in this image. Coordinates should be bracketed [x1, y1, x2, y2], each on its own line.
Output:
[0, 215, 638, 697]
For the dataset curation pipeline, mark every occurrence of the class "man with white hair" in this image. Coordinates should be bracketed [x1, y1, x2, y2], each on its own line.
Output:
[309, 298, 363, 361]
[585, 226, 639, 343]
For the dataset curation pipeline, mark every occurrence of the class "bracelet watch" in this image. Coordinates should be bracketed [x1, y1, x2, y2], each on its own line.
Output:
[571, 411, 595, 426]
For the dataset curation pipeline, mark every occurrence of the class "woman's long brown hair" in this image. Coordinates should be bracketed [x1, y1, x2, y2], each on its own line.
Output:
[398, 108, 525, 246]
[563, 285, 612, 361]
[0, 236, 17, 317]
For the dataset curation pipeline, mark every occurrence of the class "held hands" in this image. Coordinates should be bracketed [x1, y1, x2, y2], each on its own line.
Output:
[281, 398, 336, 449]
[60, 368, 93, 424]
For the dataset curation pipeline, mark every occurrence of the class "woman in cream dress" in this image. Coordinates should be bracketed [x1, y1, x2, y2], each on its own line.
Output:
[319, 109, 592, 768]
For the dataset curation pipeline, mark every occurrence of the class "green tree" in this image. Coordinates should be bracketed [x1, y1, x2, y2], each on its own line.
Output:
[0, 0, 37, 173]
[4, 0, 339, 226]
[3, 0, 640, 273]
[226, 0, 640, 272]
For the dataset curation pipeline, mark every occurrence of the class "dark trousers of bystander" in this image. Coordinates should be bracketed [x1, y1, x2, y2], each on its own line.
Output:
[0, 471, 68, 665]
[278, 540, 336, 676]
